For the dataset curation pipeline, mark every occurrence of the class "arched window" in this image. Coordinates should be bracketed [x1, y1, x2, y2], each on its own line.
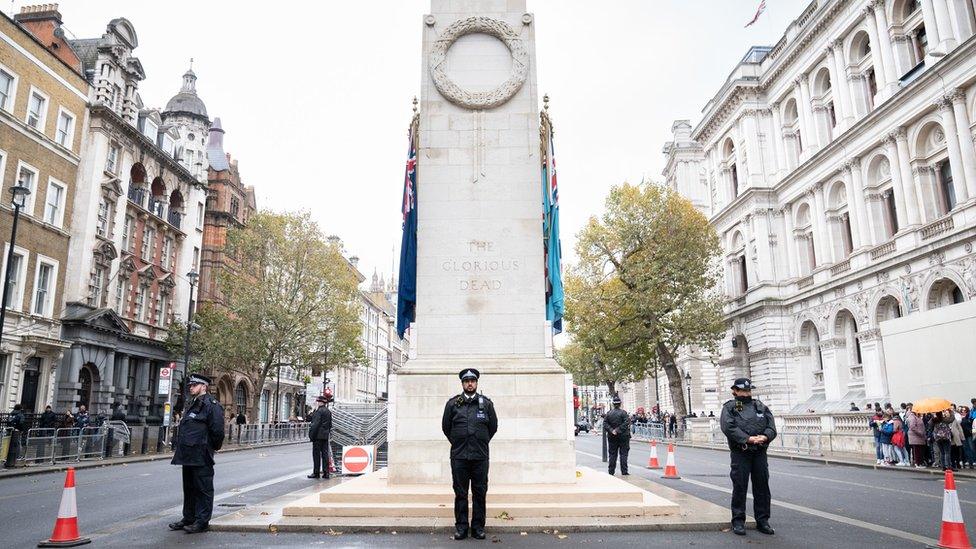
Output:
[866, 155, 899, 239]
[723, 139, 738, 200]
[812, 68, 835, 142]
[876, 295, 903, 324]
[834, 310, 861, 388]
[259, 390, 269, 423]
[927, 278, 965, 309]
[892, 0, 927, 67]
[914, 121, 956, 218]
[848, 31, 876, 113]
[799, 321, 825, 399]
[234, 381, 248, 416]
[827, 181, 854, 258]
[795, 203, 817, 274]
[729, 231, 747, 295]
[78, 363, 99, 411]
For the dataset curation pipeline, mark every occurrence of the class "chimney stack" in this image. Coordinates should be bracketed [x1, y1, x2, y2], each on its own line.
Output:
[15, 4, 63, 25]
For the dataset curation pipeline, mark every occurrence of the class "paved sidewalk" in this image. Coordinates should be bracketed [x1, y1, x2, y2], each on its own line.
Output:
[628, 435, 976, 478]
[0, 439, 309, 480]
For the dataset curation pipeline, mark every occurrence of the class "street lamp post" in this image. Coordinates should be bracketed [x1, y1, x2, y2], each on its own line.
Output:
[0, 184, 32, 344]
[684, 371, 692, 416]
[181, 269, 199, 419]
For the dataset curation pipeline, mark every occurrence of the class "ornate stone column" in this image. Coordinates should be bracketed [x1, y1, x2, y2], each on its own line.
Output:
[931, 0, 957, 51]
[920, 0, 945, 52]
[741, 110, 764, 188]
[770, 102, 788, 176]
[869, 1, 899, 96]
[857, 328, 889, 399]
[797, 74, 818, 154]
[949, 89, 976, 200]
[892, 128, 923, 226]
[845, 158, 871, 248]
[781, 204, 797, 279]
[818, 338, 844, 402]
[741, 214, 756, 286]
[829, 41, 855, 128]
[936, 95, 970, 204]
[811, 183, 830, 264]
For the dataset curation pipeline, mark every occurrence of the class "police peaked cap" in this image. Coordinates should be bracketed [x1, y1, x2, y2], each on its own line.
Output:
[459, 368, 480, 381]
[188, 373, 212, 385]
[611, 395, 622, 404]
[731, 378, 754, 390]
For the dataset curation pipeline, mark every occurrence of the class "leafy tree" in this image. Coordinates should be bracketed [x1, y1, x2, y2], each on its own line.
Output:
[168, 211, 363, 417]
[567, 182, 725, 417]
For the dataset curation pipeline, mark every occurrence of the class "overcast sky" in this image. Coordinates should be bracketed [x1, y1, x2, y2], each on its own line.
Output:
[11, 0, 810, 282]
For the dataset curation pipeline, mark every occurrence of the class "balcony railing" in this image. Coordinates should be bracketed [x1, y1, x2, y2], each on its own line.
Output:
[147, 198, 166, 218]
[167, 210, 183, 229]
[869, 241, 896, 260]
[830, 259, 850, 276]
[797, 275, 814, 289]
[920, 216, 954, 240]
[127, 186, 146, 208]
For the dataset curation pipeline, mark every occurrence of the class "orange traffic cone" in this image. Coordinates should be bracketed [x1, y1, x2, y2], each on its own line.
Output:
[938, 469, 972, 549]
[662, 443, 681, 479]
[647, 440, 661, 469]
[38, 467, 91, 547]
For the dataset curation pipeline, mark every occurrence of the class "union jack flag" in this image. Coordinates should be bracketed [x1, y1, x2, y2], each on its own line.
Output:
[745, 0, 766, 27]
[402, 133, 417, 223]
[397, 120, 418, 338]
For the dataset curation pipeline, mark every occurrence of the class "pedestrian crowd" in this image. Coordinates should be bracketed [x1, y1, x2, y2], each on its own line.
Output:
[861, 400, 976, 471]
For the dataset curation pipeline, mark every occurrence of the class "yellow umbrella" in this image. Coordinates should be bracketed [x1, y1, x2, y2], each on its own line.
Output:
[912, 397, 952, 414]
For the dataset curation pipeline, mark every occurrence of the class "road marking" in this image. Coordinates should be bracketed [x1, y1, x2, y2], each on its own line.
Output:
[576, 450, 939, 546]
[87, 469, 312, 540]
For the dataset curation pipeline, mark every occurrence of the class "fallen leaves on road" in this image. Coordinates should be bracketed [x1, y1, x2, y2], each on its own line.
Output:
[520, 532, 528, 536]
[269, 525, 278, 535]
[259, 511, 270, 516]
[495, 511, 513, 520]
[557, 534, 568, 540]
[324, 529, 343, 536]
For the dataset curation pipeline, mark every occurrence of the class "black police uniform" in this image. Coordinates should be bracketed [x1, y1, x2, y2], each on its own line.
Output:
[308, 401, 332, 478]
[171, 387, 225, 531]
[442, 370, 498, 537]
[604, 404, 631, 475]
[719, 380, 776, 534]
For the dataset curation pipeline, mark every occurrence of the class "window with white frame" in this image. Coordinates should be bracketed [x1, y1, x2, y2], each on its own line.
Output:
[2, 248, 27, 310]
[26, 88, 48, 130]
[161, 237, 172, 270]
[115, 276, 129, 315]
[55, 108, 75, 148]
[0, 67, 15, 112]
[143, 119, 158, 142]
[32, 259, 57, 317]
[105, 143, 120, 174]
[16, 162, 38, 213]
[197, 202, 204, 228]
[96, 198, 110, 237]
[122, 215, 135, 252]
[135, 285, 147, 321]
[44, 179, 66, 227]
[141, 227, 155, 261]
[89, 267, 105, 306]
[153, 292, 163, 325]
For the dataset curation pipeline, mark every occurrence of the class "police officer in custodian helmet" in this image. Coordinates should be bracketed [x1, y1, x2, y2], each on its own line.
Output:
[720, 378, 776, 536]
[169, 373, 225, 534]
[442, 368, 498, 540]
[603, 395, 631, 475]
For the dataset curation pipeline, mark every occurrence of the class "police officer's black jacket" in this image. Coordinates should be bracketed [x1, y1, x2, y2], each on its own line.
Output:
[171, 394, 225, 466]
[720, 397, 777, 451]
[309, 407, 332, 440]
[442, 393, 498, 460]
[604, 408, 631, 439]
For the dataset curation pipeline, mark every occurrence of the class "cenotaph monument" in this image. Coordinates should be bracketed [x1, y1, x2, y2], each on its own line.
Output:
[280, 0, 678, 525]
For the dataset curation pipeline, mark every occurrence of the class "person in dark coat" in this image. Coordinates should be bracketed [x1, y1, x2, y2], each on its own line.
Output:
[720, 378, 777, 537]
[74, 405, 90, 429]
[4, 404, 25, 468]
[604, 395, 631, 475]
[307, 396, 332, 479]
[442, 368, 498, 541]
[168, 373, 224, 534]
[39, 405, 58, 429]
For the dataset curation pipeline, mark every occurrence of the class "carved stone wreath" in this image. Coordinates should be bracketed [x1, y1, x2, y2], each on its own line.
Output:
[429, 16, 528, 110]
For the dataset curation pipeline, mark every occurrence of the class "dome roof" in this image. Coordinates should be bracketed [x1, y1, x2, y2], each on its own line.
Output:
[164, 68, 208, 118]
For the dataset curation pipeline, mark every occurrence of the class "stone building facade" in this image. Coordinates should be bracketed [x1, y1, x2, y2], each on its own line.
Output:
[0, 7, 88, 413]
[663, 0, 976, 413]
[53, 16, 207, 422]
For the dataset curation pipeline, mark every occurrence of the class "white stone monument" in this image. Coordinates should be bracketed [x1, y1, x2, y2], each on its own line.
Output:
[387, 0, 574, 486]
[278, 1, 679, 525]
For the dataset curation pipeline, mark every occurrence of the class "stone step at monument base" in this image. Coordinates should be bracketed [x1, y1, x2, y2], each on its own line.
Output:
[282, 467, 680, 520]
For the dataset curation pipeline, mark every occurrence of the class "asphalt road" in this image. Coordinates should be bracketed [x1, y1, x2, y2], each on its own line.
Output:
[1, 436, 972, 548]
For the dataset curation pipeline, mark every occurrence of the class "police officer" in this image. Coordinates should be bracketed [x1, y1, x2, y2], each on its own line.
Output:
[604, 395, 631, 475]
[720, 378, 776, 536]
[442, 368, 498, 541]
[169, 373, 225, 534]
[307, 395, 332, 479]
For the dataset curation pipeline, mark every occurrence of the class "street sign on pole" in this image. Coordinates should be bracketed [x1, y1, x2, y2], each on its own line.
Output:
[163, 402, 172, 427]
[157, 366, 172, 395]
[341, 445, 375, 475]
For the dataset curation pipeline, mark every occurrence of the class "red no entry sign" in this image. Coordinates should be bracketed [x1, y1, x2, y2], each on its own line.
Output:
[342, 446, 374, 475]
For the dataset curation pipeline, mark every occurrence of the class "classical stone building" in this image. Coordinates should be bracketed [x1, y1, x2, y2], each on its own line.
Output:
[663, 0, 976, 413]
[53, 16, 208, 421]
[0, 6, 88, 412]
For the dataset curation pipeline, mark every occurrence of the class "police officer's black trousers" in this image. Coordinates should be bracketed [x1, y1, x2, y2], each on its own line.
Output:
[312, 439, 330, 476]
[607, 436, 630, 474]
[730, 449, 770, 526]
[451, 458, 489, 529]
[181, 465, 215, 525]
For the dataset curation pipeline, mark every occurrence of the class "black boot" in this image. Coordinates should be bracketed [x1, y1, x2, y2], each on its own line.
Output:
[756, 522, 775, 535]
[168, 520, 189, 531]
[183, 522, 209, 534]
[732, 523, 746, 536]
[307, 473, 320, 479]
[472, 528, 486, 540]
[454, 527, 469, 540]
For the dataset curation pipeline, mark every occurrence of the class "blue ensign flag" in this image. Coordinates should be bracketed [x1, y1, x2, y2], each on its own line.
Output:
[397, 122, 418, 339]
